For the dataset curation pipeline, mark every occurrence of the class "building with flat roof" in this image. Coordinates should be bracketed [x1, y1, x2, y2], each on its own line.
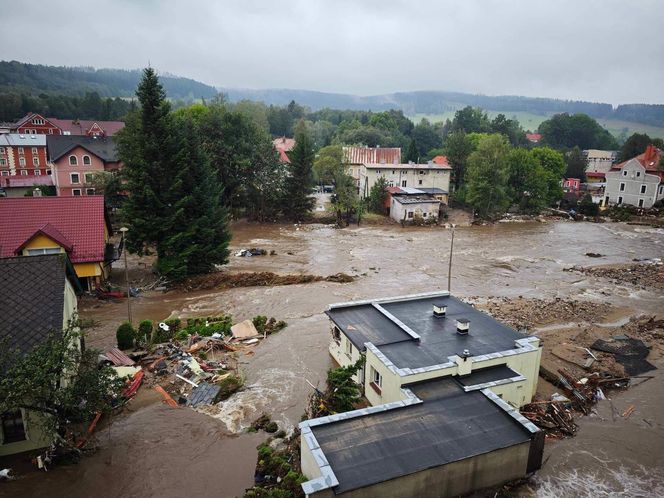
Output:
[300, 292, 544, 497]
[359, 161, 451, 198]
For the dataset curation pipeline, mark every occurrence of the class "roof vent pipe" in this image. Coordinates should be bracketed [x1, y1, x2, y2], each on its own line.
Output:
[456, 319, 470, 335]
[433, 303, 447, 318]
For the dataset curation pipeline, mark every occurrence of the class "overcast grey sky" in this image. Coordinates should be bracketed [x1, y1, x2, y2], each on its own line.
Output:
[1, 0, 662, 104]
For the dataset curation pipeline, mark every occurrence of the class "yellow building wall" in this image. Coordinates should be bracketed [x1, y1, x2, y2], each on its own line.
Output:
[21, 234, 64, 253]
[74, 262, 102, 278]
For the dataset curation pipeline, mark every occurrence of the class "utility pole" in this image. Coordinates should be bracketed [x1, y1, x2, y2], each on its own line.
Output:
[119, 226, 132, 324]
[447, 225, 455, 292]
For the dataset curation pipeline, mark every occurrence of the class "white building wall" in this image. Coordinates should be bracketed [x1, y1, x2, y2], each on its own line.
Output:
[389, 198, 440, 223]
[605, 159, 663, 208]
[360, 166, 450, 198]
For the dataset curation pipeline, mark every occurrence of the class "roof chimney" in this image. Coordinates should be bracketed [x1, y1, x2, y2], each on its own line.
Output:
[456, 318, 470, 335]
[433, 302, 447, 318]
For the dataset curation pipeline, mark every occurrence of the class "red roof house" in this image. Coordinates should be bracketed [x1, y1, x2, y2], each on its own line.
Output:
[48, 118, 125, 137]
[0, 196, 112, 290]
[526, 133, 542, 143]
[431, 155, 451, 168]
[273, 137, 295, 163]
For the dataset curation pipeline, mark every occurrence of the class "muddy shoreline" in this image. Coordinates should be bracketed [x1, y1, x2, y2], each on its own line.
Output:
[3, 220, 663, 498]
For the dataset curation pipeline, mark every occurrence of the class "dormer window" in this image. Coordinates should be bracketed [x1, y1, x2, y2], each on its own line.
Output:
[32, 118, 45, 125]
[83, 155, 91, 165]
[69, 155, 77, 166]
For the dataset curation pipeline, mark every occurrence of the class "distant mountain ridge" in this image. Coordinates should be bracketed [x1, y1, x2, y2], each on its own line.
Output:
[0, 60, 218, 100]
[221, 88, 664, 128]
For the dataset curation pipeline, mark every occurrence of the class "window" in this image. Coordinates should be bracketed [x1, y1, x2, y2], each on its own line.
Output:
[638, 199, 644, 208]
[0, 171, 8, 176]
[418, 179, 423, 185]
[32, 118, 45, 125]
[423, 212, 428, 217]
[86, 188, 95, 195]
[27, 247, 61, 255]
[1, 410, 26, 444]
[69, 155, 77, 166]
[0, 147, 4, 153]
[332, 327, 341, 345]
[31, 147, 38, 154]
[70, 173, 80, 184]
[401, 180, 407, 187]
[84, 173, 94, 184]
[0, 159, 5, 166]
[618, 196, 623, 205]
[46, 169, 52, 175]
[371, 367, 382, 389]
[419, 170, 424, 175]
[407, 211, 413, 219]
[34, 170, 41, 176]
[376, 169, 381, 174]
[83, 155, 91, 165]
[623, 170, 627, 176]
[345, 338, 352, 358]
[33, 157, 40, 166]
[72, 189, 82, 196]
[660, 186, 664, 195]
[636, 172, 641, 178]
[18, 147, 24, 155]
[19, 157, 26, 167]
[20, 170, 27, 176]
[49, 129, 54, 134]
[391, 170, 395, 174]
[619, 182, 625, 192]
[640, 185, 647, 194]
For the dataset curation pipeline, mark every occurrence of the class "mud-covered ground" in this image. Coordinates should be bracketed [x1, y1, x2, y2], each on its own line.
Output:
[3, 220, 664, 498]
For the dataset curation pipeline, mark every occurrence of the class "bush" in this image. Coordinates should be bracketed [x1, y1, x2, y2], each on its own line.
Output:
[116, 322, 136, 350]
[578, 194, 599, 216]
[138, 320, 153, 343]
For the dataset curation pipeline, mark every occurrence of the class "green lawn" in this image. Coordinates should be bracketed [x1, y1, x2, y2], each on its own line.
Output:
[409, 111, 664, 139]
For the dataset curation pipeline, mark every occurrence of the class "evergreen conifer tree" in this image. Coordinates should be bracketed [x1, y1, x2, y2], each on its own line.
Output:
[282, 122, 315, 220]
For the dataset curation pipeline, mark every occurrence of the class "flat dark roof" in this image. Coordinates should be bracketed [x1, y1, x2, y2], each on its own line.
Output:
[311, 377, 532, 494]
[457, 365, 520, 387]
[328, 295, 525, 370]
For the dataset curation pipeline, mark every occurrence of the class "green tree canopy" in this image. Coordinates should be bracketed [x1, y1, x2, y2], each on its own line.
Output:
[538, 113, 618, 150]
[444, 130, 475, 190]
[313, 145, 344, 184]
[565, 146, 588, 181]
[368, 176, 389, 214]
[465, 134, 511, 218]
[617, 132, 664, 162]
[282, 122, 316, 220]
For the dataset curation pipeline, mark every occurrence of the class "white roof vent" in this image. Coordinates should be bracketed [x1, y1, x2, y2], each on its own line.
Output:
[433, 303, 447, 318]
[456, 318, 470, 335]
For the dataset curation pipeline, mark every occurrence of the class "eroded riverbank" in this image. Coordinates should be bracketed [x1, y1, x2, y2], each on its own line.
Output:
[3, 220, 663, 498]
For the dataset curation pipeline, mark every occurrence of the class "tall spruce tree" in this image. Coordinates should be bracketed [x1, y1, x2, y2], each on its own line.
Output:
[405, 138, 419, 163]
[157, 114, 231, 278]
[117, 68, 175, 256]
[282, 122, 315, 220]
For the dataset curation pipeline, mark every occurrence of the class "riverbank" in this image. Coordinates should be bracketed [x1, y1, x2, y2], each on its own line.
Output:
[3, 220, 662, 498]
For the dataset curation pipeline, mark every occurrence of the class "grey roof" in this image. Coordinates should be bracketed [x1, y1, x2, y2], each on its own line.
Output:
[0, 255, 79, 355]
[187, 382, 222, 407]
[46, 135, 119, 163]
[0, 134, 47, 147]
[417, 187, 448, 195]
[457, 365, 520, 387]
[309, 377, 532, 494]
[327, 295, 526, 370]
[393, 195, 440, 205]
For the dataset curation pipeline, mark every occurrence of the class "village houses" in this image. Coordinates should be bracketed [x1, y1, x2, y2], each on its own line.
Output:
[360, 158, 451, 198]
[0, 196, 113, 291]
[583, 149, 616, 184]
[342, 146, 401, 190]
[605, 145, 663, 209]
[0, 254, 81, 456]
[0, 112, 124, 137]
[299, 292, 544, 497]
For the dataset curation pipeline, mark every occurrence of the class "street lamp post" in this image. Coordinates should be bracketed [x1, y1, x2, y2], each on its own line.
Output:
[447, 225, 455, 293]
[119, 227, 132, 325]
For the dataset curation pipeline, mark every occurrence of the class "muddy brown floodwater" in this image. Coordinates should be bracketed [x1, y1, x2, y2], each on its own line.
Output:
[3, 220, 663, 498]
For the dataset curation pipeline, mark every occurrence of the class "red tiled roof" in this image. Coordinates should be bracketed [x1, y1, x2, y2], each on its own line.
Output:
[432, 155, 450, 167]
[343, 147, 401, 165]
[278, 149, 290, 163]
[16, 223, 74, 253]
[612, 145, 662, 172]
[0, 197, 109, 263]
[48, 118, 125, 136]
[526, 133, 542, 142]
[273, 137, 296, 152]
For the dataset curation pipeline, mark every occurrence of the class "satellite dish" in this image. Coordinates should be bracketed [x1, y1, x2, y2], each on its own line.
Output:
[158, 322, 170, 332]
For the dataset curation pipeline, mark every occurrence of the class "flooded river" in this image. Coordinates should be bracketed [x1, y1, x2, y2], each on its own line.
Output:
[3, 220, 663, 497]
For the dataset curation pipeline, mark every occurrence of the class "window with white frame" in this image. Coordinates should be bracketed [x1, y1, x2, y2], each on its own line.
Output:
[18, 147, 24, 155]
[34, 170, 41, 176]
[622, 170, 627, 176]
[0, 171, 8, 176]
[72, 189, 82, 196]
[83, 155, 91, 165]
[401, 180, 407, 187]
[618, 196, 623, 205]
[636, 171, 641, 178]
[619, 182, 625, 192]
[70, 173, 80, 184]
[20, 170, 27, 176]
[19, 157, 25, 167]
[640, 185, 647, 194]
[84, 172, 94, 184]
[46, 169, 52, 175]
[27, 247, 61, 256]
[31, 147, 38, 154]
[345, 338, 352, 358]
[32, 118, 45, 125]
[0, 159, 5, 166]
[0, 147, 4, 154]
[33, 157, 39, 166]
[638, 199, 644, 208]
[69, 155, 77, 166]
[371, 366, 382, 388]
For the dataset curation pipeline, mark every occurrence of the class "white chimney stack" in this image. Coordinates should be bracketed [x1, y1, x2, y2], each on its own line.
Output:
[433, 303, 447, 318]
[456, 318, 470, 335]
